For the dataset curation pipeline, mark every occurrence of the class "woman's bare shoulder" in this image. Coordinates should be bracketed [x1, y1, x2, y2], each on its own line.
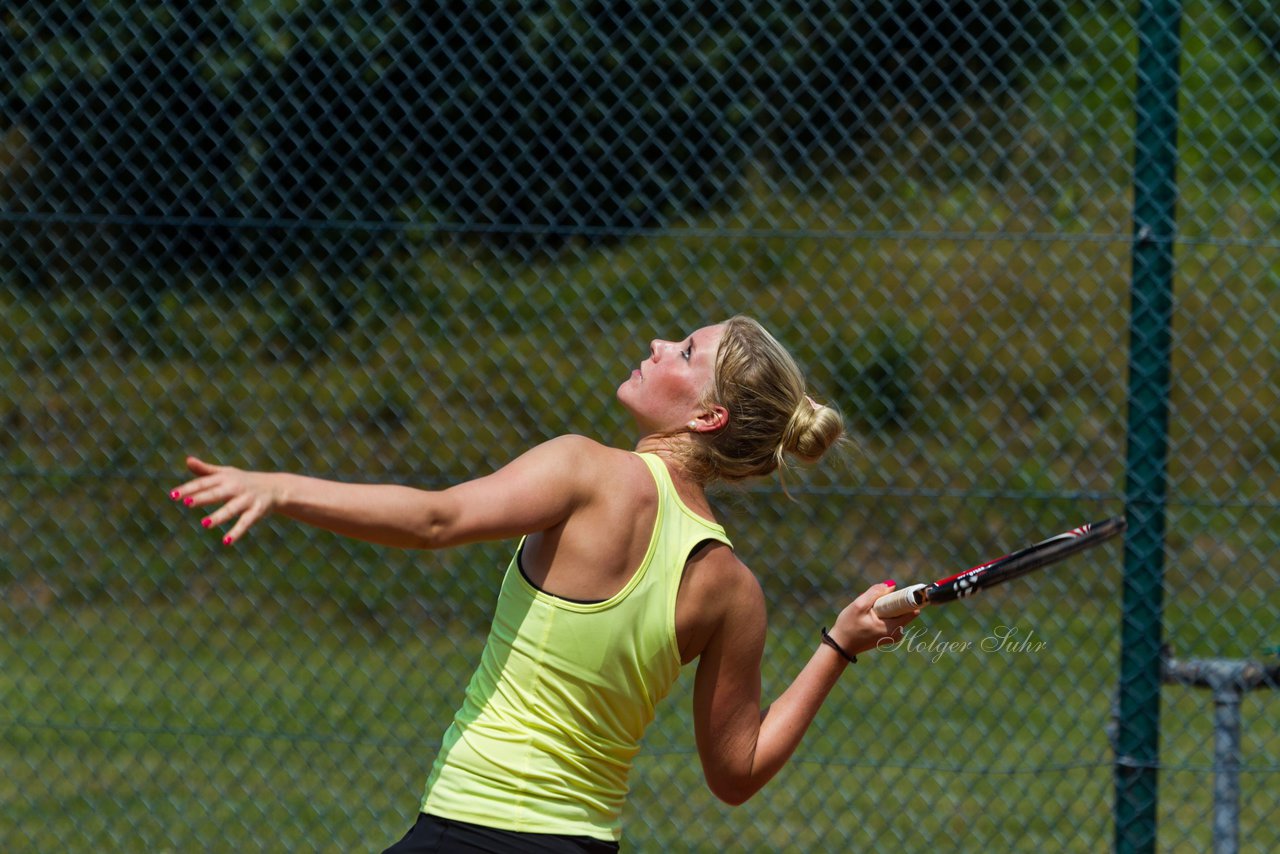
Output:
[541, 434, 642, 470]
[534, 435, 654, 496]
[684, 541, 762, 616]
[689, 541, 757, 587]
[677, 541, 764, 663]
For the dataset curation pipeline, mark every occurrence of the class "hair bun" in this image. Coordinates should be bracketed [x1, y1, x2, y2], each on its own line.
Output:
[781, 396, 844, 463]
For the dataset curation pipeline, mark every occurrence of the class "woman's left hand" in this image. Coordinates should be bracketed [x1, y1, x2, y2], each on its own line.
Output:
[170, 456, 281, 546]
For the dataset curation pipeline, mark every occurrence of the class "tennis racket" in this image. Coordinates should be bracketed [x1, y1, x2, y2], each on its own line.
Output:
[873, 517, 1127, 618]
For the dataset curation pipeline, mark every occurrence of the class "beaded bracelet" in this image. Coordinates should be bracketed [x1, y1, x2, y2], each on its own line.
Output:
[820, 627, 858, 664]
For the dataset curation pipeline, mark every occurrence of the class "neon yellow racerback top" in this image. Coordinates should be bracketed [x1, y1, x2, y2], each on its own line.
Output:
[420, 452, 732, 841]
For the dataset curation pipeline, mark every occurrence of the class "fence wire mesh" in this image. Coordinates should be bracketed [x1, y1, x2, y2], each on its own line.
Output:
[2, 1, 1278, 851]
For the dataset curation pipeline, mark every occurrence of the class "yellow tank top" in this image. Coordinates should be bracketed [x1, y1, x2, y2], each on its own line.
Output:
[420, 452, 732, 841]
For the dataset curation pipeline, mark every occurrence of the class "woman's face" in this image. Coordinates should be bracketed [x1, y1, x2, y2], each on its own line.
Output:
[618, 323, 726, 433]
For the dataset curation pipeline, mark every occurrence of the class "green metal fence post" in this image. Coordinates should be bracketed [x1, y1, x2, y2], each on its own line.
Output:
[1115, 0, 1184, 851]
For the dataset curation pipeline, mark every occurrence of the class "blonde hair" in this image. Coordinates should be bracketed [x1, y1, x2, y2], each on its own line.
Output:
[682, 316, 844, 484]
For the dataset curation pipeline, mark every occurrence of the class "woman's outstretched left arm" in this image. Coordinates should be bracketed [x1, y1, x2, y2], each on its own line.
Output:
[171, 435, 601, 548]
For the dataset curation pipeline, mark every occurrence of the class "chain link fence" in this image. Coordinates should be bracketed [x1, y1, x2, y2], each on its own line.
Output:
[2, 1, 1278, 851]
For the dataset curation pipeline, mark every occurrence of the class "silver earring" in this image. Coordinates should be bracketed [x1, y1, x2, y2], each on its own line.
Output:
[688, 421, 697, 430]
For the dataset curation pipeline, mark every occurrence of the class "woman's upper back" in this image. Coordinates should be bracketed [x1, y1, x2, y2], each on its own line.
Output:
[519, 441, 720, 604]
[429, 434, 747, 658]
[420, 443, 735, 838]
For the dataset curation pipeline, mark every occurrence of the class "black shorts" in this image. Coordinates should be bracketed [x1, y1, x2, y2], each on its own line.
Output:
[382, 813, 621, 854]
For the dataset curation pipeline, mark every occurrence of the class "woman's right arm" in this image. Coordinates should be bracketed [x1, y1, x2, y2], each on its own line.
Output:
[172, 434, 602, 548]
[686, 549, 914, 805]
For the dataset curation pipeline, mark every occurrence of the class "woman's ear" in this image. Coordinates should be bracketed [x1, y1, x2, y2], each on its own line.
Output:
[691, 405, 729, 433]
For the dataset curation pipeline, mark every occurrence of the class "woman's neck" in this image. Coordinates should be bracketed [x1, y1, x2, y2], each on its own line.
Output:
[633, 432, 693, 459]
[632, 436, 715, 516]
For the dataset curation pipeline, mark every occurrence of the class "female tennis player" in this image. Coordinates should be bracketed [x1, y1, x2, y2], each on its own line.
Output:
[172, 316, 917, 853]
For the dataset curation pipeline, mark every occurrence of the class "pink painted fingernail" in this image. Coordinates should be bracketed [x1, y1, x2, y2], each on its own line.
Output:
[883, 579, 896, 587]
[202, 518, 212, 529]
[223, 536, 233, 546]
[170, 490, 181, 500]
[184, 497, 194, 507]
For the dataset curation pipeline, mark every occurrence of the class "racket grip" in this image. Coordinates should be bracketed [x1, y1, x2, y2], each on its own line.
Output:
[873, 584, 928, 618]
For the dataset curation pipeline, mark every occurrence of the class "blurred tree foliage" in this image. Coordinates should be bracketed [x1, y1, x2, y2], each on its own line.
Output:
[2, 0, 1060, 277]
[1231, 0, 1280, 55]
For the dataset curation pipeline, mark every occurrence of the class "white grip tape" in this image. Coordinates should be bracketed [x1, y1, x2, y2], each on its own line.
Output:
[872, 583, 928, 618]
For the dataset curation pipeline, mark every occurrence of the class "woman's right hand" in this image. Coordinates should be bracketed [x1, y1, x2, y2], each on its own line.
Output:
[170, 456, 280, 546]
[828, 581, 919, 656]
